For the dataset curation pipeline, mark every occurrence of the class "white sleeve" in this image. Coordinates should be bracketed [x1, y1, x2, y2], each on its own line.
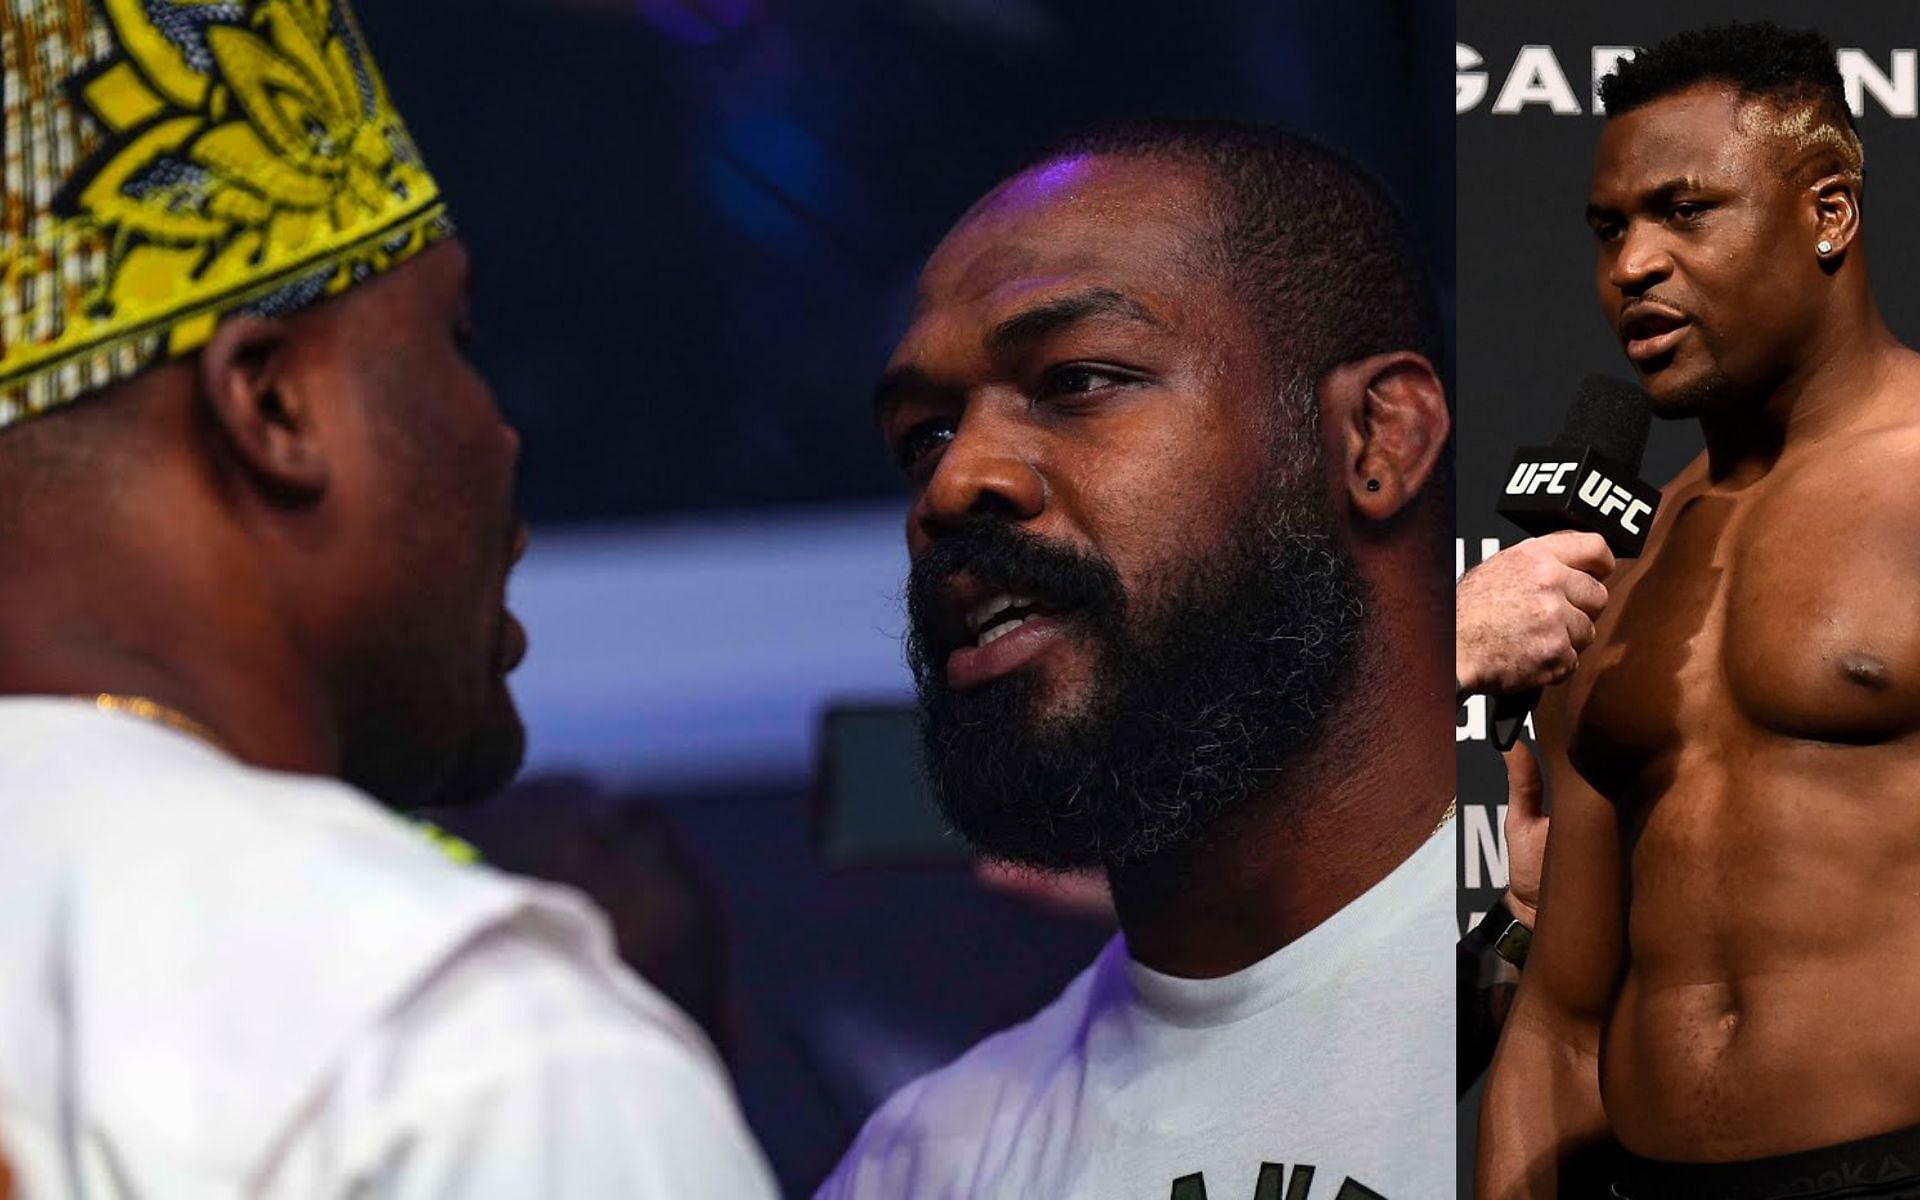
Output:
[271, 918, 780, 1200]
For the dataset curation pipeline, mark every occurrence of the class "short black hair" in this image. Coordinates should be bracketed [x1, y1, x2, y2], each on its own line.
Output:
[1026, 118, 1446, 394]
[1601, 23, 1861, 182]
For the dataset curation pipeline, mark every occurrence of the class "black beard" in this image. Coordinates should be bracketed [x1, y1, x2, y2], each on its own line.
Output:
[905, 473, 1366, 872]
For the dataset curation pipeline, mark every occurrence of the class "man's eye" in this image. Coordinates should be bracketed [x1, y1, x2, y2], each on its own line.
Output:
[1590, 220, 1623, 243]
[1037, 364, 1131, 399]
[1670, 202, 1708, 222]
[893, 420, 954, 476]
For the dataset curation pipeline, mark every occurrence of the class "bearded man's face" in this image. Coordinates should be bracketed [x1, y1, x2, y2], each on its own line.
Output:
[878, 155, 1367, 870]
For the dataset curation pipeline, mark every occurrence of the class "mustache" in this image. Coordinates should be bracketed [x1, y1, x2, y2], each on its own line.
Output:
[906, 517, 1125, 652]
[1622, 291, 1692, 322]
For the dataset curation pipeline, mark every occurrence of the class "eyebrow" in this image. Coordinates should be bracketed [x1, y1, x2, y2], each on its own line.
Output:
[1587, 175, 1708, 221]
[985, 287, 1162, 356]
[871, 287, 1163, 424]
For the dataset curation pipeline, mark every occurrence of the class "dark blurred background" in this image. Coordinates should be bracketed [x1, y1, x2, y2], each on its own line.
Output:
[370, 0, 1452, 1191]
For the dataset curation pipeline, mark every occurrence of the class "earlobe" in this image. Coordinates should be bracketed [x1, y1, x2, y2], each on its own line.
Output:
[1329, 352, 1449, 523]
[198, 315, 329, 498]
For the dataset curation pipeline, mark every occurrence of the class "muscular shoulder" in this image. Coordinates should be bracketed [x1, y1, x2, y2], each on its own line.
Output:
[1756, 421, 1920, 562]
[818, 946, 1113, 1196]
[1796, 408, 1920, 477]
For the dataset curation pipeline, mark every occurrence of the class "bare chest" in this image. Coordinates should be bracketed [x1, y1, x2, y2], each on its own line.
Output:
[1566, 477, 1920, 801]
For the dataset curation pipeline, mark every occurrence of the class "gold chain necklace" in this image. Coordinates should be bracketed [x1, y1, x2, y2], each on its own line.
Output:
[85, 694, 225, 751]
[82, 695, 481, 866]
[1433, 795, 1458, 836]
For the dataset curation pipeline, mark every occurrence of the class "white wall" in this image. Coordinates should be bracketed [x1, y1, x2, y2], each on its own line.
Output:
[508, 502, 916, 789]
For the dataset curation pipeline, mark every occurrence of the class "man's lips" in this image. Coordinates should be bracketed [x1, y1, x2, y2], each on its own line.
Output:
[929, 574, 1080, 689]
[1619, 304, 1693, 365]
[947, 612, 1070, 689]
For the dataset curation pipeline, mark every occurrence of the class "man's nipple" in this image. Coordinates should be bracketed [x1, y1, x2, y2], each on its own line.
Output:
[1837, 652, 1892, 692]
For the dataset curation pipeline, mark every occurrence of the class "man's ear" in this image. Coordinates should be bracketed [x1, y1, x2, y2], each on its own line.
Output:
[1810, 172, 1861, 261]
[197, 315, 328, 499]
[1324, 351, 1449, 522]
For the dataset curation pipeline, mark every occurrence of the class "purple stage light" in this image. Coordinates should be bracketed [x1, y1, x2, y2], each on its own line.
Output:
[633, 0, 753, 45]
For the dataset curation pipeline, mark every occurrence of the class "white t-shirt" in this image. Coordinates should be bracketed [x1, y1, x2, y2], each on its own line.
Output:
[819, 825, 1455, 1200]
[0, 698, 778, 1199]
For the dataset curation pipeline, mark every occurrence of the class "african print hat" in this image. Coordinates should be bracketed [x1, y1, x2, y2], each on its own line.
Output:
[0, 0, 451, 430]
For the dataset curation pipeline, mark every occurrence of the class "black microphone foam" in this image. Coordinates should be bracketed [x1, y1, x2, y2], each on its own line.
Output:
[1556, 375, 1653, 470]
[1487, 376, 1658, 751]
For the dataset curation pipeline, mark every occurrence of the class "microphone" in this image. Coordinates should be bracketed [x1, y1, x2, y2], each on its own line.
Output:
[1488, 376, 1659, 749]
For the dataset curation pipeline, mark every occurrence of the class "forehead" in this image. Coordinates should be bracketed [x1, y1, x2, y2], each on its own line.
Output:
[908, 155, 1221, 335]
[1590, 84, 1780, 201]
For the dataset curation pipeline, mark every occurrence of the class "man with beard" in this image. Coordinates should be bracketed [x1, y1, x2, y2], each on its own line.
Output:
[1478, 24, 1920, 1200]
[0, 2, 774, 1195]
[820, 120, 1455, 1198]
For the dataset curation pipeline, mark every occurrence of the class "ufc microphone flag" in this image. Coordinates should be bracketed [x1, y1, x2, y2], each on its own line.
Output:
[1498, 448, 1658, 557]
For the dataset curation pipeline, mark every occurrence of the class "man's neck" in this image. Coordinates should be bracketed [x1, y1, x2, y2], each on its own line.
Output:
[0, 581, 340, 777]
[1107, 648, 1454, 980]
[0, 408, 344, 781]
[1700, 303, 1908, 483]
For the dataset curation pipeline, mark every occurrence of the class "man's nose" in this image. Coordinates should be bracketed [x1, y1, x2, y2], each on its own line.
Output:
[1608, 221, 1674, 294]
[914, 409, 1046, 545]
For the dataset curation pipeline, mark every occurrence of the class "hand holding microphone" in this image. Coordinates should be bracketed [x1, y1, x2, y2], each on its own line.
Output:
[1457, 530, 1615, 698]
[1480, 375, 1659, 749]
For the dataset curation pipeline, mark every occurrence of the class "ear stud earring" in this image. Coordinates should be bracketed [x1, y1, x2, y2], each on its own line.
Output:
[1818, 239, 1835, 255]
[1366, 478, 1381, 493]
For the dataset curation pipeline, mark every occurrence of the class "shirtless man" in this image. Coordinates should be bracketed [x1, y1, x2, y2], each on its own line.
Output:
[1478, 23, 1920, 1200]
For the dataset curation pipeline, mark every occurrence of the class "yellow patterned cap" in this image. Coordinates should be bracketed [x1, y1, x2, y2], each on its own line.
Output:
[0, 0, 452, 430]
